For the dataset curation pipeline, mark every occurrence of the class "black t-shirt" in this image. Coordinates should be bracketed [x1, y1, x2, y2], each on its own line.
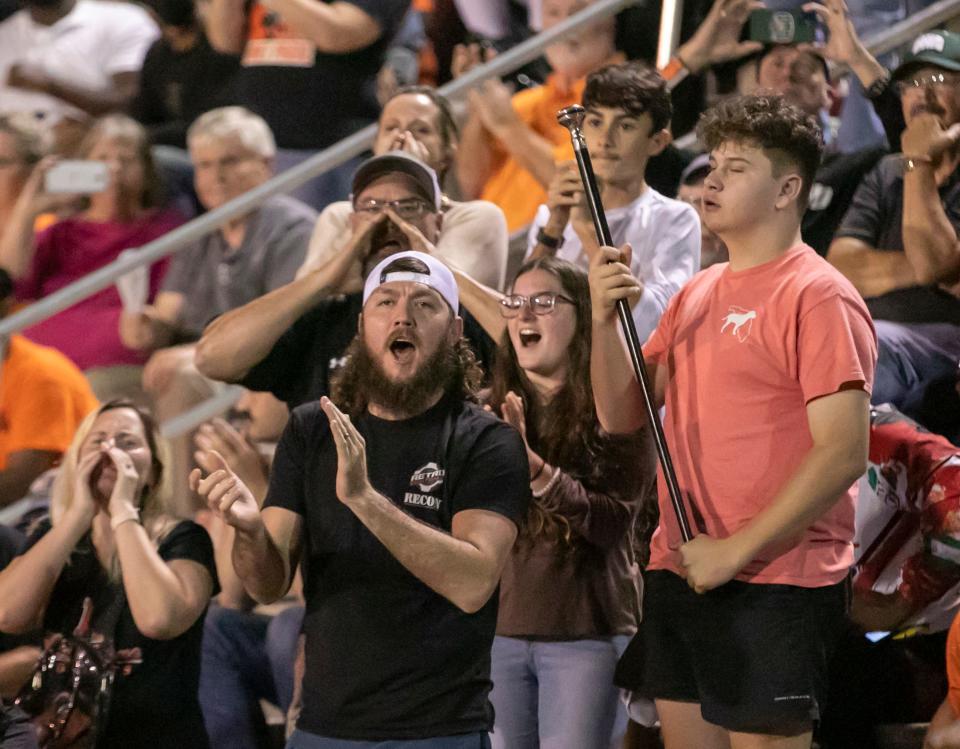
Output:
[132, 35, 240, 149]
[240, 292, 497, 409]
[0, 526, 29, 655]
[803, 146, 886, 256]
[835, 154, 960, 325]
[26, 520, 218, 749]
[264, 396, 530, 740]
[235, 0, 410, 149]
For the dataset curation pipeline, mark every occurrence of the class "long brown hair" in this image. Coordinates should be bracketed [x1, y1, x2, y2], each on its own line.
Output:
[488, 257, 610, 545]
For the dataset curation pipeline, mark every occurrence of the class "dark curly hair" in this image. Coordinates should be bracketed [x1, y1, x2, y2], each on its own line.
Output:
[696, 94, 823, 212]
[583, 61, 672, 135]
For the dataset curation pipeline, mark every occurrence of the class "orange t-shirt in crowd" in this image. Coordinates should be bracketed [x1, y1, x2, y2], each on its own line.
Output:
[947, 611, 960, 715]
[643, 244, 878, 587]
[480, 73, 583, 233]
[0, 335, 99, 470]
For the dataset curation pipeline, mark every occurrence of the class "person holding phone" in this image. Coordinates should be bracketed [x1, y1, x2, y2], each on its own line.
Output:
[0, 114, 182, 403]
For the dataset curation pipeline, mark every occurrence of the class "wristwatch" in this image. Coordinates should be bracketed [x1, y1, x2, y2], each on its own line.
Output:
[536, 228, 564, 250]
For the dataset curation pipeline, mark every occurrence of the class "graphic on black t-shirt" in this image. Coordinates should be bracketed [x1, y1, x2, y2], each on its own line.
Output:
[404, 462, 445, 511]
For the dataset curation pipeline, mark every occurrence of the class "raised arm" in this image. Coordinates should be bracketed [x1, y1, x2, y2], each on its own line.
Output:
[900, 117, 960, 285]
[0, 161, 74, 280]
[206, 0, 247, 54]
[194, 419, 271, 609]
[100, 447, 213, 640]
[256, 0, 383, 54]
[828, 159, 920, 295]
[452, 43, 556, 197]
[588, 246, 658, 435]
[451, 268, 506, 343]
[195, 212, 383, 382]
[0, 452, 103, 634]
[322, 398, 520, 614]
[191, 450, 303, 604]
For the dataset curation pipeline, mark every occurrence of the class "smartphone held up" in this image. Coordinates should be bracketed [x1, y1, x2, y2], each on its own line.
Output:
[44, 160, 110, 195]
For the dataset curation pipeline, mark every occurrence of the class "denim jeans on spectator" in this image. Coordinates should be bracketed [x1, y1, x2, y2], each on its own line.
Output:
[872, 320, 960, 435]
[273, 150, 366, 212]
[488, 635, 631, 749]
[286, 731, 490, 748]
[200, 604, 304, 749]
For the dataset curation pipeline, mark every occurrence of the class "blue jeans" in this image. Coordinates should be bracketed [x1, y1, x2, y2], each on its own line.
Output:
[488, 635, 630, 749]
[286, 731, 490, 748]
[200, 604, 304, 749]
[273, 149, 365, 212]
[873, 320, 960, 433]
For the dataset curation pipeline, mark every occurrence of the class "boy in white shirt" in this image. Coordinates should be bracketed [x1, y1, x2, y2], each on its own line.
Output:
[527, 61, 700, 341]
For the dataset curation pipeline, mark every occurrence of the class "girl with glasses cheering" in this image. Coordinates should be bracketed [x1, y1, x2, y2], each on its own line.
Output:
[454, 256, 657, 749]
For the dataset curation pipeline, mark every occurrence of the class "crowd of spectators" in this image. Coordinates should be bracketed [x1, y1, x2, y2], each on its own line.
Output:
[0, 0, 959, 747]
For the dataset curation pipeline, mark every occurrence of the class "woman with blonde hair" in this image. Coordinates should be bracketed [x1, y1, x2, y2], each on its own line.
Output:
[0, 400, 217, 748]
[0, 115, 182, 402]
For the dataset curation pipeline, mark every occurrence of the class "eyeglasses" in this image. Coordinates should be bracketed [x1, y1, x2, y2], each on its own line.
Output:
[499, 292, 575, 318]
[354, 197, 433, 221]
[895, 71, 960, 95]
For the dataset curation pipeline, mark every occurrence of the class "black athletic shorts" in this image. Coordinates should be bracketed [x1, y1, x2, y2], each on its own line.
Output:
[615, 569, 849, 735]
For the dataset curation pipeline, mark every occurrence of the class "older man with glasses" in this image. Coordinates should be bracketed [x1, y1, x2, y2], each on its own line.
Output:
[827, 29, 960, 439]
[113, 106, 317, 508]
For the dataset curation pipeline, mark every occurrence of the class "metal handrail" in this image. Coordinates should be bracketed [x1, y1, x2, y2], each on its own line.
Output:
[0, 0, 641, 339]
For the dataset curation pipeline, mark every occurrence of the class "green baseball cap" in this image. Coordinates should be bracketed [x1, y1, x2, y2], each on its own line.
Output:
[893, 30, 960, 81]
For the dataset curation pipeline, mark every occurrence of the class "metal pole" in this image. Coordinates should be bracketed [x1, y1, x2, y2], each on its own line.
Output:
[557, 105, 694, 543]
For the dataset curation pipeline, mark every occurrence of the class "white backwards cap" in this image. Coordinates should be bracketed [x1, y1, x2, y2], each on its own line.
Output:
[362, 251, 459, 312]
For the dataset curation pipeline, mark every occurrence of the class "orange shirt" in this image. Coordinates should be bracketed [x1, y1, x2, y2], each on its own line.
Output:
[948, 611, 960, 714]
[480, 73, 581, 233]
[643, 245, 877, 587]
[0, 335, 98, 469]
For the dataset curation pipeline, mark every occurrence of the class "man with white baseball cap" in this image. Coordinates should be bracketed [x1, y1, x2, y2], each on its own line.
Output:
[194, 249, 530, 749]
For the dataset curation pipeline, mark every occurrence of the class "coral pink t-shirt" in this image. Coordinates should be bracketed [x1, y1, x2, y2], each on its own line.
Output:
[643, 244, 877, 587]
[16, 209, 180, 370]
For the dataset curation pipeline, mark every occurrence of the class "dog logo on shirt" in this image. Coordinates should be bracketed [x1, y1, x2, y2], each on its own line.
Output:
[720, 307, 757, 342]
[404, 462, 445, 511]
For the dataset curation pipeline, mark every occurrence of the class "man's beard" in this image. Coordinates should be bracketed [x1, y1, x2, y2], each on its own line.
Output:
[335, 334, 460, 417]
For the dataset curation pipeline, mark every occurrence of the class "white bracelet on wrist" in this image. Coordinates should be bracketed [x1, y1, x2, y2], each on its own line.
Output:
[110, 509, 141, 531]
